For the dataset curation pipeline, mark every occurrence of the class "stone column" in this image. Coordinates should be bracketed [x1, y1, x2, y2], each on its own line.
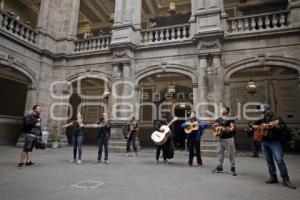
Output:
[36, 0, 80, 54]
[110, 63, 122, 118]
[212, 54, 223, 106]
[114, 0, 123, 25]
[192, 83, 199, 112]
[288, 0, 300, 28]
[190, 0, 224, 38]
[120, 62, 134, 119]
[224, 81, 231, 108]
[111, 0, 142, 46]
[133, 0, 142, 29]
[197, 56, 209, 118]
[36, 0, 50, 33]
[24, 85, 37, 114]
[109, 61, 138, 153]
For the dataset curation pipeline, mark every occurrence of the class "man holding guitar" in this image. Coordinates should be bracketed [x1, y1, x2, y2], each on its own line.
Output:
[181, 111, 207, 167]
[212, 106, 237, 176]
[154, 115, 173, 163]
[253, 104, 296, 189]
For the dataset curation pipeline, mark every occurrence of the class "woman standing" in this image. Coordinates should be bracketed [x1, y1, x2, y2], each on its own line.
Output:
[62, 112, 84, 164]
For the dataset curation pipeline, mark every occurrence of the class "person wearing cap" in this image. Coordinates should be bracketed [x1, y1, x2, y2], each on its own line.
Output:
[253, 104, 296, 189]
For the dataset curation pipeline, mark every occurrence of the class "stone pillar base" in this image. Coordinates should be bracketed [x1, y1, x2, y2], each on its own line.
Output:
[201, 129, 218, 157]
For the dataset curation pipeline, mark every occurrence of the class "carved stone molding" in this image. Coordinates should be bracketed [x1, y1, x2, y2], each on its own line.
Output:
[197, 38, 223, 57]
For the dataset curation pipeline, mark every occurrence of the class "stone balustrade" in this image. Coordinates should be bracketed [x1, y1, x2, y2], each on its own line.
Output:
[0, 10, 37, 45]
[74, 35, 111, 53]
[141, 24, 190, 44]
[226, 10, 290, 35]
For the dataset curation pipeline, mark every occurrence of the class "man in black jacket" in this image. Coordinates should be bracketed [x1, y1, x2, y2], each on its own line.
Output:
[155, 115, 169, 163]
[18, 105, 42, 168]
[253, 104, 296, 189]
[95, 113, 111, 164]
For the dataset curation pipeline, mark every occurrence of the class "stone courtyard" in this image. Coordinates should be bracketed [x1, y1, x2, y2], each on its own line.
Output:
[0, 146, 299, 200]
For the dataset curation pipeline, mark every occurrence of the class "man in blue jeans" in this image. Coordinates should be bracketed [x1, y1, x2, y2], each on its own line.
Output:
[254, 104, 296, 189]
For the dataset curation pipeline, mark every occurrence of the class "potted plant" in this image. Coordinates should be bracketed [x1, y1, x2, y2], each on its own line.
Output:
[51, 133, 60, 149]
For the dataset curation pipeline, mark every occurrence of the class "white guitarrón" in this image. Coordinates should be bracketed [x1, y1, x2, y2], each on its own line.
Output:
[151, 117, 178, 145]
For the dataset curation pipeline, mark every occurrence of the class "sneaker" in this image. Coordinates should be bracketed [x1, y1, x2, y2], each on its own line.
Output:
[231, 167, 237, 176]
[25, 161, 35, 166]
[77, 160, 82, 164]
[104, 160, 109, 164]
[212, 165, 223, 173]
[70, 159, 76, 163]
[18, 162, 24, 168]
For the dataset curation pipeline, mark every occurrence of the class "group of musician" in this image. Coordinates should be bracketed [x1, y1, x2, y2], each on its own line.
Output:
[18, 103, 296, 190]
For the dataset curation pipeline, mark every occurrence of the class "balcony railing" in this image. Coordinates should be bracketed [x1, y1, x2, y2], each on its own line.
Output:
[226, 10, 290, 35]
[0, 10, 37, 45]
[74, 35, 111, 53]
[141, 24, 190, 44]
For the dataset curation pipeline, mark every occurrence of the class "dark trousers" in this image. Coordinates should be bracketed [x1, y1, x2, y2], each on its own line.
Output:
[188, 139, 202, 165]
[98, 137, 108, 161]
[156, 143, 168, 160]
[126, 133, 137, 153]
[72, 135, 83, 160]
[261, 140, 289, 178]
[249, 137, 260, 156]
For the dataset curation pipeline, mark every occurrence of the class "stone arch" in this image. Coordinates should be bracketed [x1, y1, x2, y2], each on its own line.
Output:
[135, 64, 197, 86]
[0, 55, 36, 85]
[224, 55, 300, 82]
[66, 70, 112, 87]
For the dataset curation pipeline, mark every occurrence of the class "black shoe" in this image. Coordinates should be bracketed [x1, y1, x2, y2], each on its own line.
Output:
[212, 165, 223, 173]
[231, 167, 237, 176]
[25, 161, 35, 166]
[18, 163, 24, 168]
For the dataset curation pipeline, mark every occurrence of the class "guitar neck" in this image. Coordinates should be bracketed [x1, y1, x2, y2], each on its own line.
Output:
[166, 118, 177, 127]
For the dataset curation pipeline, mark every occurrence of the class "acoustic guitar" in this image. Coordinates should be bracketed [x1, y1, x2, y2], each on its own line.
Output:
[254, 119, 279, 142]
[151, 117, 178, 145]
[213, 125, 224, 137]
[184, 121, 199, 134]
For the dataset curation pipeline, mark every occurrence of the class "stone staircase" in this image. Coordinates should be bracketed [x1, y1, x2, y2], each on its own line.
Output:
[200, 129, 218, 157]
[108, 122, 140, 153]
